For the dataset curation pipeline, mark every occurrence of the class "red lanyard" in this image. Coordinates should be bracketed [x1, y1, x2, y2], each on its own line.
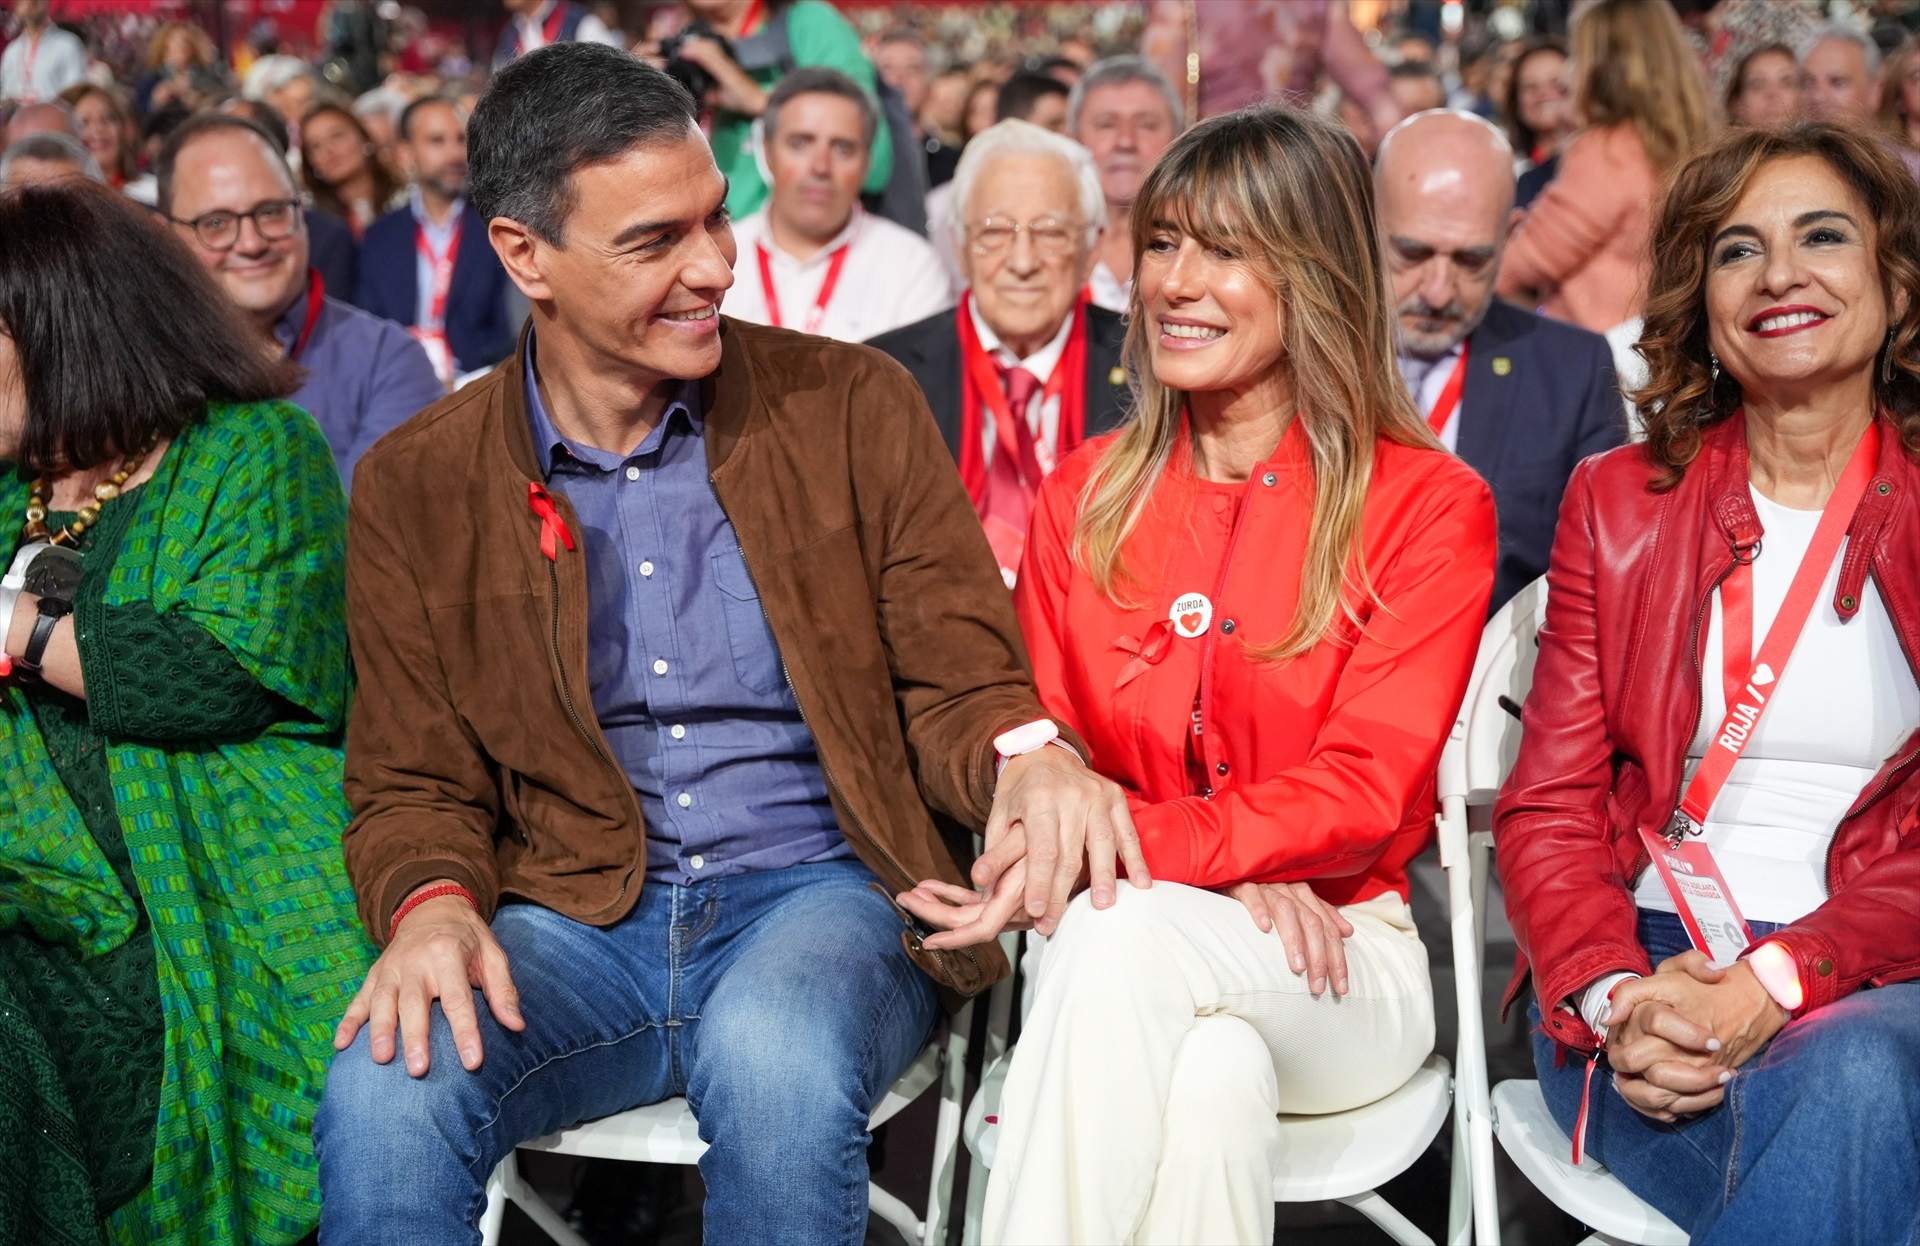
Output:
[289, 268, 326, 361]
[1671, 422, 1881, 839]
[416, 217, 464, 331]
[959, 291, 1073, 479]
[20, 32, 40, 99]
[1424, 344, 1469, 437]
[755, 239, 851, 336]
[738, 0, 766, 34]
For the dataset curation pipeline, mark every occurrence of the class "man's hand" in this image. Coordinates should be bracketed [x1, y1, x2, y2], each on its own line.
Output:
[971, 745, 1147, 936]
[674, 36, 769, 116]
[333, 885, 524, 1077]
[1229, 881, 1353, 996]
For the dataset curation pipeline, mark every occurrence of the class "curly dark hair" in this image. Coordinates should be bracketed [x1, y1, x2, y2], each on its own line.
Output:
[1633, 123, 1920, 488]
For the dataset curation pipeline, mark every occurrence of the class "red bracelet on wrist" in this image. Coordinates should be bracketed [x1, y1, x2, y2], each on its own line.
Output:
[388, 883, 480, 941]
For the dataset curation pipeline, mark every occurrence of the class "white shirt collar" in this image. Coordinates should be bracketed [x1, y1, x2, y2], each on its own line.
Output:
[968, 293, 1075, 384]
[409, 187, 465, 237]
[755, 208, 862, 269]
[1397, 340, 1463, 403]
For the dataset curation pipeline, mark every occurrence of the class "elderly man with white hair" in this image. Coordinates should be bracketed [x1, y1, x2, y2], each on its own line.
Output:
[1376, 109, 1625, 611]
[870, 119, 1130, 585]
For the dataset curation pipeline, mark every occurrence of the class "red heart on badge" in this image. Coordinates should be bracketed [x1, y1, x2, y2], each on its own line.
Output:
[1179, 612, 1202, 634]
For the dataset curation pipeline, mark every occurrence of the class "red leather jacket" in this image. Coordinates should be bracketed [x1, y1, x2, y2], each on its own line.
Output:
[1496, 414, 1920, 1054]
[1017, 421, 1496, 903]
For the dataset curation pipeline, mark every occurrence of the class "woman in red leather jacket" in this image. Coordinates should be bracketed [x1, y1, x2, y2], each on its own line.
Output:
[1496, 124, 1920, 1244]
[901, 109, 1496, 1244]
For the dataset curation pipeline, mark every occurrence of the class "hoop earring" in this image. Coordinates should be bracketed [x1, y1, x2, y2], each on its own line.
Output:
[1709, 352, 1720, 386]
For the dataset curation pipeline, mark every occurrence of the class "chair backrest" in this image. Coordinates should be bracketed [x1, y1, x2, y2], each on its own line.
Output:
[1438, 577, 1550, 808]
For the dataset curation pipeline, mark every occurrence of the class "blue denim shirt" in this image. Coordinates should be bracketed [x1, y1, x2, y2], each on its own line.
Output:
[524, 339, 848, 884]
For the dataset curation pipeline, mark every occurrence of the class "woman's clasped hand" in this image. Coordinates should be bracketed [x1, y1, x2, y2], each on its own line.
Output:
[1601, 953, 1787, 1120]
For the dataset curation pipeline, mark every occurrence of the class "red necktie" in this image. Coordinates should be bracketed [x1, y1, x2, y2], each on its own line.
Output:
[982, 364, 1044, 580]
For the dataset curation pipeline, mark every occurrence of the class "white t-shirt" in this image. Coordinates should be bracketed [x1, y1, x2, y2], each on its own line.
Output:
[1581, 484, 1920, 1030]
[0, 26, 86, 103]
[726, 209, 953, 344]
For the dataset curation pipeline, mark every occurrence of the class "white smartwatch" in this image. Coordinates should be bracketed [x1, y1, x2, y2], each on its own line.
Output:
[995, 718, 1060, 760]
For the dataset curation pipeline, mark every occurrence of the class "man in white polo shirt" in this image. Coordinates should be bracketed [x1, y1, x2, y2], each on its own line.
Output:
[726, 67, 949, 343]
[1, 1, 86, 104]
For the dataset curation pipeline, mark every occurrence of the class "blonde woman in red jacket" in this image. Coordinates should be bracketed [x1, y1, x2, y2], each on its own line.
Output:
[899, 109, 1497, 1244]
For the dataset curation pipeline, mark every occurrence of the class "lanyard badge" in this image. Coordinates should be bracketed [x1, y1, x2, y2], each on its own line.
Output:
[1641, 422, 1881, 964]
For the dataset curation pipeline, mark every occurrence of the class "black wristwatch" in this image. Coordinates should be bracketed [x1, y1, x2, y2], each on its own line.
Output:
[12, 544, 83, 681]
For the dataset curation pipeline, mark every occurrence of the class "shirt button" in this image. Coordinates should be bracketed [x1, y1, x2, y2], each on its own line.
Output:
[653, 658, 669, 675]
[1216, 761, 1230, 775]
[640, 560, 655, 577]
[690, 854, 706, 870]
[625, 466, 641, 481]
[1262, 472, 1277, 487]
[1221, 619, 1236, 634]
[671, 724, 686, 739]
[677, 792, 693, 809]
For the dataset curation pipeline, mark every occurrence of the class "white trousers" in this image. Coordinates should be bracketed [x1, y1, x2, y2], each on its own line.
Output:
[983, 882, 1434, 1245]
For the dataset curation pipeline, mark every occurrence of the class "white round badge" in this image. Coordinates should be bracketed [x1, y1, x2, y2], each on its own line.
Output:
[1169, 592, 1213, 639]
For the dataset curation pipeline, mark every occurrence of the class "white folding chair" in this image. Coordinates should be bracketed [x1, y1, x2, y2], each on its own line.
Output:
[479, 1004, 979, 1246]
[1445, 578, 1688, 1246]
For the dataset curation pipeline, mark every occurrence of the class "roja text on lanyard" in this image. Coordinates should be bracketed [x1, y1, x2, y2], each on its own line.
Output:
[1641, 420, 1882, 965]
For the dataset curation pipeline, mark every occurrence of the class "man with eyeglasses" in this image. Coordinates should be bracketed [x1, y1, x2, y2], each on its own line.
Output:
[155, 113, 443, 488]
[870, 119, 1130, 586]
[722, 68, 948, 343]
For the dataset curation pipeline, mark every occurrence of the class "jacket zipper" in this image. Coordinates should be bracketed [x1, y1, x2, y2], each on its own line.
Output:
[1634, 552, 1738, 887]
[718, 478, 980, 991]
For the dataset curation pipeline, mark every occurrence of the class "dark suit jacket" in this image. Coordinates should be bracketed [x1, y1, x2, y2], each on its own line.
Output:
[352, 201, 516, 374]
[306, 208, 358, 306]
[1455, 299, 1627, 610]
[867, 303, 1133, 462]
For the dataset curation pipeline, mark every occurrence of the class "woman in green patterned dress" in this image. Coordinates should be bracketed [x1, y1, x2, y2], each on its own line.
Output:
[0, 182, 370, 1245]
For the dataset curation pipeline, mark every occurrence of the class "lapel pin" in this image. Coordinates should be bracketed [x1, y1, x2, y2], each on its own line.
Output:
[1109, 365, 1127, 387]
[1492, 356, 1512, 377]
[1169, 592, 1213, 639]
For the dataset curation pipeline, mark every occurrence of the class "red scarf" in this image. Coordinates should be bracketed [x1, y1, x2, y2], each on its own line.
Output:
[954, 292, 1090, 512]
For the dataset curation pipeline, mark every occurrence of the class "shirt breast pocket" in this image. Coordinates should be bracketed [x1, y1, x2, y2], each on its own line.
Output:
[710, 545, 787, 697]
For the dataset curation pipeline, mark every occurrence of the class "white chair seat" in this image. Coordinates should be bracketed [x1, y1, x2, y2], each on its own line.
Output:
[519, 1039, 943, 1166]
[1491, 1079, 1688, 1246]
[965, 1052, 1451, 1202]
[1272, 1054, 1452, 1201]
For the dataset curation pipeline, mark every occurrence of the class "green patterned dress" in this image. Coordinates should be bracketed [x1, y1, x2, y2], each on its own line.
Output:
[0, 402, 373, 1246]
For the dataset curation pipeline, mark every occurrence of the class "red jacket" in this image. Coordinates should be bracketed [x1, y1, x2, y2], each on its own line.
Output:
[1495, 414, 1920, 1054]
[1015, 421, 1497, 903]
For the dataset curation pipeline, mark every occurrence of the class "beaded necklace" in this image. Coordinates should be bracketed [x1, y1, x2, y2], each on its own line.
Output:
[22, 435, 158, 547]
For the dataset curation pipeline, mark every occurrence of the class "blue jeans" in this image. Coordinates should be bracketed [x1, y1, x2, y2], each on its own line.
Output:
[314, 858, 939, 1246]
[1535, 910, 1920, 1244]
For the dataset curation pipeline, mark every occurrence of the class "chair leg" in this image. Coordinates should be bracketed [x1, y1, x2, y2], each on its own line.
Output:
[1340, 1190, 1436, 1246]
[871, 1182, 928, 1244]
[489, 1149, 591, 1246]
[925, 1002, 972, 1245]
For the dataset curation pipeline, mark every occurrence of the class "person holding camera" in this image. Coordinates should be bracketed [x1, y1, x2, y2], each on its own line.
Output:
[643, 0, 893, 220]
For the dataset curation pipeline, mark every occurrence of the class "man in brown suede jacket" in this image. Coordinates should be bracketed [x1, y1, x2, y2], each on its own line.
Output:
[311, 43, 1146, 1246]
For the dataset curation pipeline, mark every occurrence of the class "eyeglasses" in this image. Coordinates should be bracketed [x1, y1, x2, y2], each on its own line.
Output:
[171, 198, 302, 251]
[967, 217, 1082, 257]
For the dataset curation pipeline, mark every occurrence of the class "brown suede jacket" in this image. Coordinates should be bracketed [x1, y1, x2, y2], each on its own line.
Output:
[342, 318, 1062, 995]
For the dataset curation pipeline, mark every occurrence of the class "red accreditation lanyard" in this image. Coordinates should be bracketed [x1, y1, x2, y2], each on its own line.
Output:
[1642, 422, 1882, 963]
[1423, 344, 1468, 437]
[20, 33, 40, 100]
[953, 291, 1089, 508]
[416, 217, 463, 331]
[755, 239, 851, 336]
[288, 268, 326, 362]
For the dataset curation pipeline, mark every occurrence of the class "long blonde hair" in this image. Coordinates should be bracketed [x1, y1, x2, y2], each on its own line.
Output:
[1571, 0, 1716, 173]
[1073, 108, 1437, 660]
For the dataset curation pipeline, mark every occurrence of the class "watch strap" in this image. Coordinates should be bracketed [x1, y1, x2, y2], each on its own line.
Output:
[16, 596, 71, 678]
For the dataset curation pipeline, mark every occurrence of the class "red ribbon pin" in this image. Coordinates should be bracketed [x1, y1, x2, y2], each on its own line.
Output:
[528, 482, 575, 561]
